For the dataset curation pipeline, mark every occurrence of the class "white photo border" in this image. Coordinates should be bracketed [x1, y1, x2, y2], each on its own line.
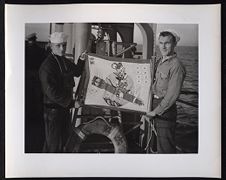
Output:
[5, 4, 221, 178]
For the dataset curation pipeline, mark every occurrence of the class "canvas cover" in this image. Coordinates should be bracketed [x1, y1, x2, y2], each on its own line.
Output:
[78, 53, 153, 113]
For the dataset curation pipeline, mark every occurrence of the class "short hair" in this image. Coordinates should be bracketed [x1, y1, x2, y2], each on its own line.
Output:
[159, 31, 176, 44]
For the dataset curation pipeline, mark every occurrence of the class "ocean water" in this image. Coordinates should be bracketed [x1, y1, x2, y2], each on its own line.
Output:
[159, 46, 198, 152]
[175, 46, 198, 127]
[176, 46, 198, 152]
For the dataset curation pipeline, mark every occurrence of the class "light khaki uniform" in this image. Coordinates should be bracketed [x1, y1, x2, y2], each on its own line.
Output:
[151, 54, 186, 153]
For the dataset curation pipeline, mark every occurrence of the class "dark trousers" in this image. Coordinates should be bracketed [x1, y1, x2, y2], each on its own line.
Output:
[43, 107, 71, 153]
[152, 98, 177, 153]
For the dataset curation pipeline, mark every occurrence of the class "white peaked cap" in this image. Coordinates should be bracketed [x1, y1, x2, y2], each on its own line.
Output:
[49, 32, 68, 43]
[158, 29, 180, 43]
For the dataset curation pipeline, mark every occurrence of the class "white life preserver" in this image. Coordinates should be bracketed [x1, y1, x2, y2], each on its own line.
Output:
[64, 116, 127, 153]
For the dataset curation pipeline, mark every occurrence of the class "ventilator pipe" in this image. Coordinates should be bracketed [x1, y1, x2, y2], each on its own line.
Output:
[73, 23, 91, 63]
[63, 23, 73, 55]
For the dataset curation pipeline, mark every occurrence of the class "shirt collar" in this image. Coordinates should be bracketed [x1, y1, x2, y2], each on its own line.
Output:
[51, 52, 65, 59]
[161, 53, 177, 63]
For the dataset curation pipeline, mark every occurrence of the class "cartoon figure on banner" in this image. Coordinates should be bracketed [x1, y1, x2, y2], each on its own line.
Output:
[104, 62, 134, 106]
[91, 62, 144, 107]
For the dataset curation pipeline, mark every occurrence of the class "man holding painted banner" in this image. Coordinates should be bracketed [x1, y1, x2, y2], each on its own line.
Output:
[39, 32, 86, 152]
[146, 30, 186, 153]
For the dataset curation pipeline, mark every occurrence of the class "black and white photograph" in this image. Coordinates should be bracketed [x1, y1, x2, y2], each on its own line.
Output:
[5, 4, 220, 178]
[25, 23, 198, 154]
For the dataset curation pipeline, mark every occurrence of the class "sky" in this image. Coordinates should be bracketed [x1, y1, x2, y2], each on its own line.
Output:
[134, 24, 198, 47]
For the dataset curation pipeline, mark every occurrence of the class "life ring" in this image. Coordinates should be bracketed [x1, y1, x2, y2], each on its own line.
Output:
[64, 116, 127, 153]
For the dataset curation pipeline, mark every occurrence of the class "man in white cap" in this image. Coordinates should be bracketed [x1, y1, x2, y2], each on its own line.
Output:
[146, 30, 186, 153]
[39, 32, 86, 152]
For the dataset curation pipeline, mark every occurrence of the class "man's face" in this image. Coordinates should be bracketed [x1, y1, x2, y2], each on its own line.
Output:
[158, 35, 176, 57]
[51, 42, 67, 56]
[97, 29, 104, 39]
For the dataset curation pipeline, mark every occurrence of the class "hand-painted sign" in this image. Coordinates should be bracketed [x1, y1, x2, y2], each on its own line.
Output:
[79, 53, 153, 113]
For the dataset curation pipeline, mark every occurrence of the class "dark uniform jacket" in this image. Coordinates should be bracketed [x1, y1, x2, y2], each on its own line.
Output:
[39, 53, 85, 108]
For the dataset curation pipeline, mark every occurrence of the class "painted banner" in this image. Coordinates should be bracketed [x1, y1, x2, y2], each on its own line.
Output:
[81, 53, 152, 113]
